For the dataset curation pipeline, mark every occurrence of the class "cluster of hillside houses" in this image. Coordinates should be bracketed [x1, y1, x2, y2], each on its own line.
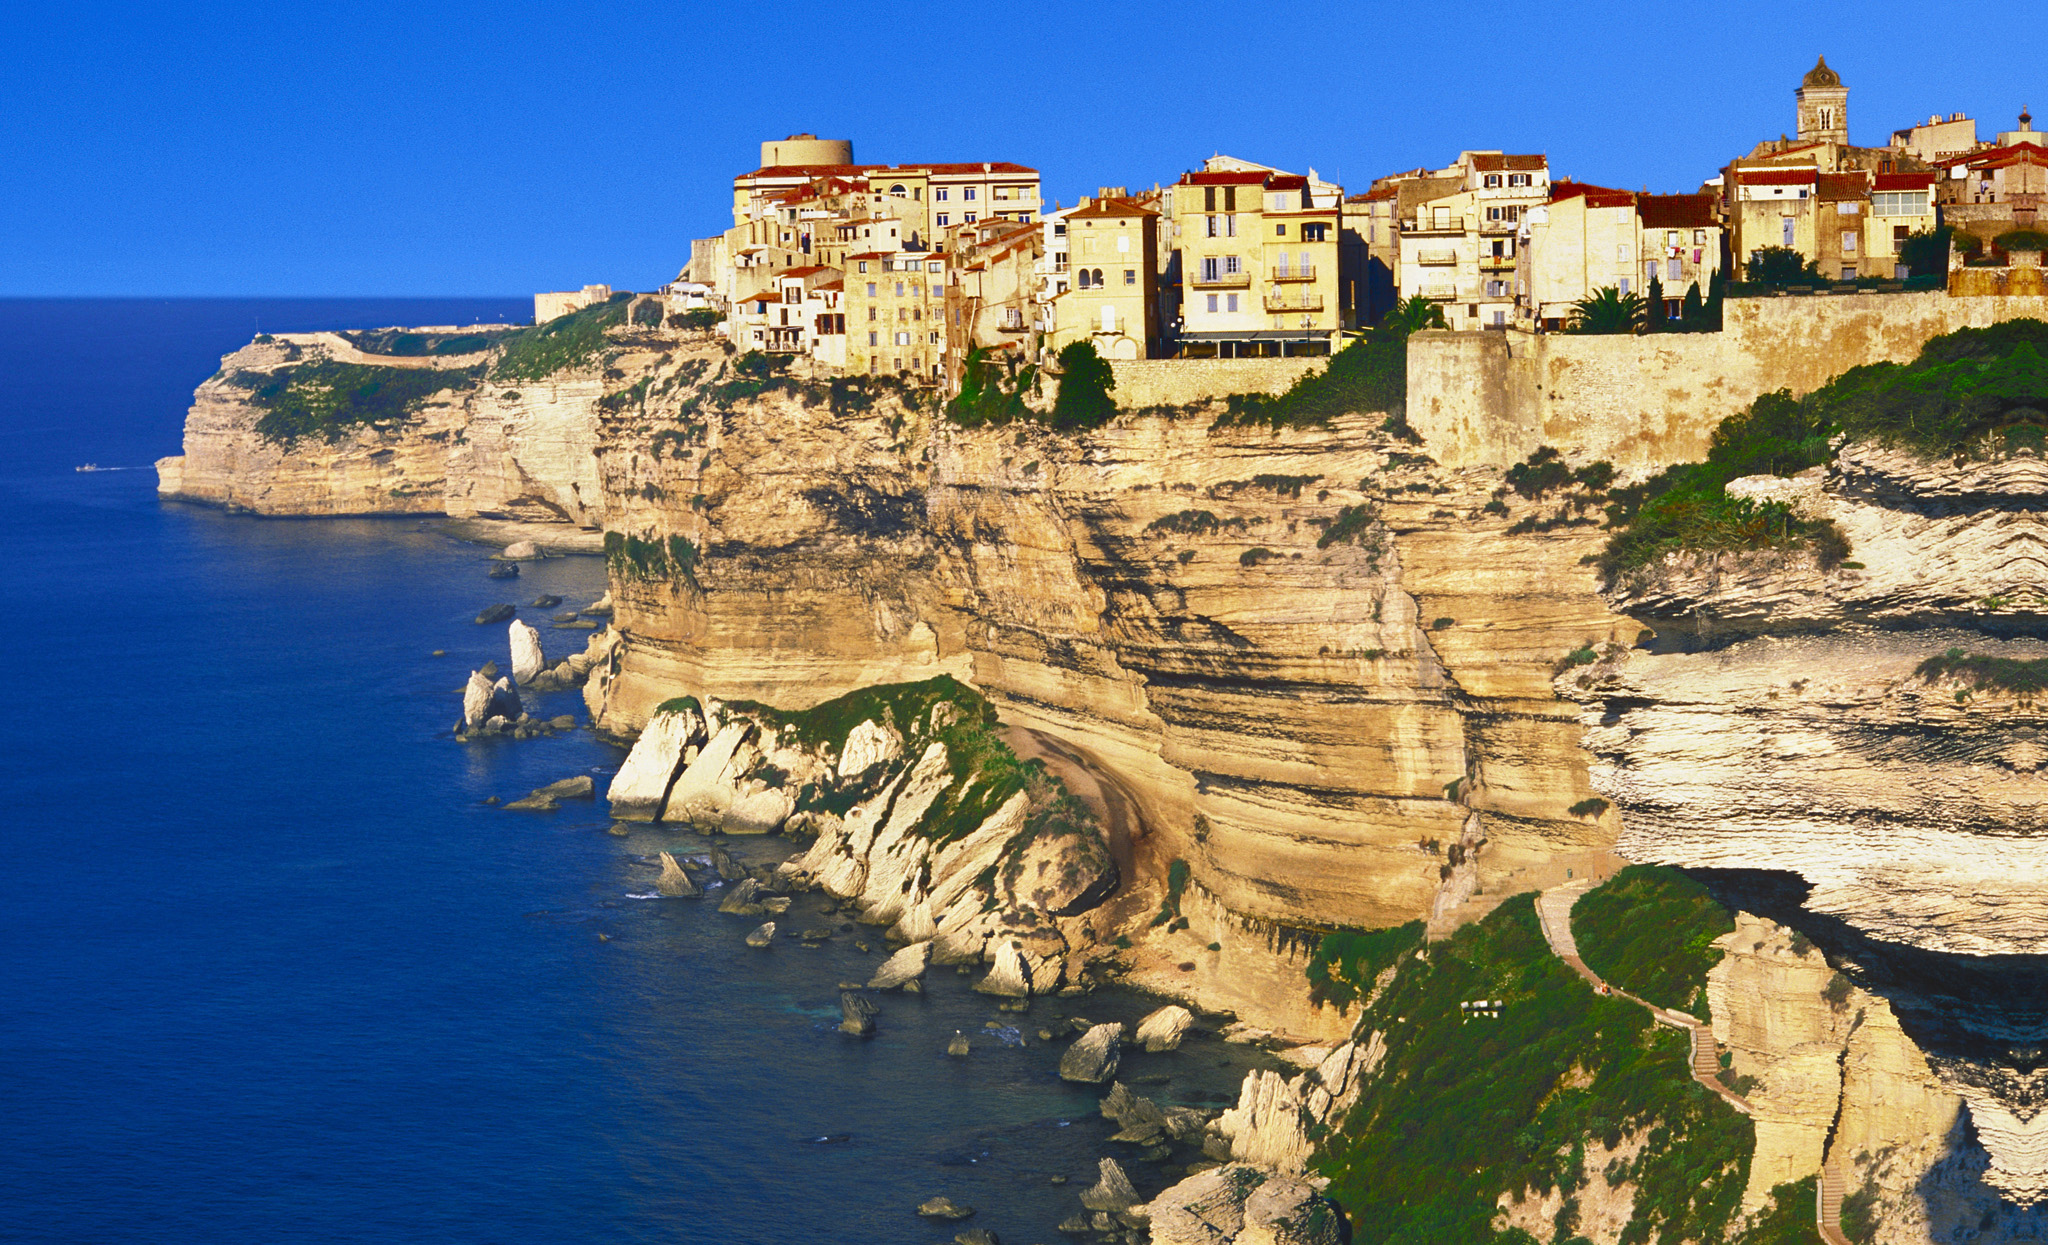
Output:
[539, 59, 2048, 390]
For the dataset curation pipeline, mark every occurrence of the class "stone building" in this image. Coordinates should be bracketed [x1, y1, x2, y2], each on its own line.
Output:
[1045, 196, 1160, 360]
[1396, 152, 1551, 330]
[1795, 56, 1848, 146]
[1169, 161, 1345, 356]
[1936, 114, 2048, 237]
[1518, 185, 1723, 328]
[941, 218, 1041, 389]
[843, 251, 948, 381]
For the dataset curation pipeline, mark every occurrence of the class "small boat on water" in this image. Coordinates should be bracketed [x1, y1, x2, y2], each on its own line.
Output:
[75, 463, 103, 472]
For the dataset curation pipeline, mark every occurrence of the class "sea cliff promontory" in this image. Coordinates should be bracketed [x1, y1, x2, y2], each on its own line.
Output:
[161, 302, 2048, 1241]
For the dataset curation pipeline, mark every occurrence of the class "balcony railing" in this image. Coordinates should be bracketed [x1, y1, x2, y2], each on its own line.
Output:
[1414, 249, 1459, 266]
[1264, 294, 1325, 312]
[1190, 271, 1252, 288]
[1479, 254, 1516, 270]
[1270, 265, 1318, 282]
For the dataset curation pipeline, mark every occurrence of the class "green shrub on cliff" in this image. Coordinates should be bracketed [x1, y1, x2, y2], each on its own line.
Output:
[235, 360, 481, 445]
[1600, 319, 2048, 577]
[1317, 894, 1752, 1244]
[947, 346, 1036, 427]
[1303, 920, 1422, 1010]
[1915, 650, 2048, 695]
[1571, 865, 1735, 1015]
[1214, 297, 1441, 431]
[492, 300, 626, 380]
[1051, 340, 1117, 429]
[604, 531, 699, 591]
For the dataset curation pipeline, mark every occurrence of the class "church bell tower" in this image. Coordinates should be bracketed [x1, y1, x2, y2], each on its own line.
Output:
[1796, 56, 1849, 144]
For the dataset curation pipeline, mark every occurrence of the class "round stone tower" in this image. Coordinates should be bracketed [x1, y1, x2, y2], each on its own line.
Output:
[759, 134, 854, 168]
[1796, 56, 1848, 145]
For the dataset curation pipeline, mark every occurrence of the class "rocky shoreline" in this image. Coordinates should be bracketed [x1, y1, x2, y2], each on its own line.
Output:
[459, 590, 1352, 1242]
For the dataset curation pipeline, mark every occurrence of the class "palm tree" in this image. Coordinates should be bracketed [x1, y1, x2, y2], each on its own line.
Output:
[1568, 286, 1644, 335]
[1385, 295, 1448, 336]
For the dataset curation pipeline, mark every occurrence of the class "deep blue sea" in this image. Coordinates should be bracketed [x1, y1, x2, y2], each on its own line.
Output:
[0, 299, 1271, 1244]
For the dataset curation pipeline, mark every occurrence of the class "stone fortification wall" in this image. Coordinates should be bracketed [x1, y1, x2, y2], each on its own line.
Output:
[1107, 357, 1325, 409]
[1408, 291, 2048, 469]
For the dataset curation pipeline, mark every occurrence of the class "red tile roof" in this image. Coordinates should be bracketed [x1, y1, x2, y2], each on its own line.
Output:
[1637, 193, 1717, 228]
[1734, 167, 1819, 185]
[739, 161, 1038, 180]
[1550, 180, 1635, 209]
[1873, 171, 1939, 190]
[1939, 141, 2048, 169]
[1470, 153, 1547, 172]
[1069, 197, 1158, 218]
[1179, 170, 1272, 186]
[780, 265, 834, 278]
[1817, 172, 1871, 201]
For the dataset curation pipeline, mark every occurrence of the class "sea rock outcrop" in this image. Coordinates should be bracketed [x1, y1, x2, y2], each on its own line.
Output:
[1146, 1165, 1341, 1245]
[655, 851, 698, 897]
[509, 620, 544, 685]
[1135, 1005, 1193, 1053]
[1060, 1022, 1124, 1084]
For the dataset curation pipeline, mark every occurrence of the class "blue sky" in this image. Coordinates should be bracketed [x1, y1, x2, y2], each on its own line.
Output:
[2, 0, 2028, 295]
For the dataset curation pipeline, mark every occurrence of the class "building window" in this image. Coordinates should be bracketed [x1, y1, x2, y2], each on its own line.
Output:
[1223, 255, 1241, 274]
[858, 261, 868, 273]
[1124, 269, 1136, 285]
[1484, 174, 1502, 188]
[1508, 173, 1532, 187]
[1783, 218, 1797, 247]
[865, 283, 876, 297]
[868, 331, 878, 346]
[1276, 223, 1287, 236]
[1645, 261, 1658, 284]
[1078, 269, 1092, 289]
[936, 213, 950, 227]
[1206, 294, 1219, 312]
[1091, 268, 1103, 286]
[964, 213, 976, 223]
[867, 307, 877, 321]
[896, 332, 911, 346]
[929, 261, 942, 273]
[963, 188, 977, 200]
[1617, 244, 1632, 262]
[1842, 231, 1858, 253]
[1204, 186, 1216, 212]
[1694, 229, 1708, 244]
[1618, 277, 1631, 295]
[1302, 223, 1327, 241]
[935, 189, 949, 202]
[1226, 293, 1239, 312]
[1841, 266, 1857, 280]
[1206, 215, 1220, 237]
[1667, 258, 1681, 281]
[1201, 257, 1219, 282]
[1872, 191, 1929, 216]
[1224, 186, 1236, 212]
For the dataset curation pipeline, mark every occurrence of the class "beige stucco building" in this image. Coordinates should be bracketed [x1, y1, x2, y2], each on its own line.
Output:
[1171, 165, 1342, 356]
[843, 251, 948, 381]
[1047, 197, 1159, 360]
[1396, 152, 1551, 330]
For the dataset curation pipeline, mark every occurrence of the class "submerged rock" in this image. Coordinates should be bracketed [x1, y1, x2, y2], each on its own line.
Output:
[947, 1031, 972, 1057]
[486, 561, 519, 579]
[744, 921, 775, 948]
[655, 851, 698, 897]
[917, 1196, 974, 1220]
[532, 775, 594, 801]
[838, 990, 878, 1036]
[509, 619, 544, 684]
[475, 603, 516, 624]
[955, 1229, 999, 1245]
[1060, 1022, 1124, 1084]
[1136, 1005, 1193, 1053]
[502, 539, 540, 559]
[530, 594, 563, 608]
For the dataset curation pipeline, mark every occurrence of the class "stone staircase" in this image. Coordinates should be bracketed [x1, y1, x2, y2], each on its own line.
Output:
[1817, 1162, 1850, 1243]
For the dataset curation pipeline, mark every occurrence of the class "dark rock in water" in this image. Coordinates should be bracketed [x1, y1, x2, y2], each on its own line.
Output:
[838, 990, 878, 1036]
[744, 921, 776, 948]
[1049, 1174, 1069, 1185]
[1059, 1023, 1124, 1084]
[530, 594, 563, 608]
[552, 612, 581, 623]
[916, 1196, 974, 1221]
[1079, 1158, 1140, 1212]
[800, 927, 834, 942]
[502, 791, 560, 812]
[717, 878, 764, 915]
[548, 715, 577, 730]
[479, 660, 501, 678]
[707, 847, 745, 882]
[486, 562, 519, 579]
[955, 1229, 1000, 1245]
[475, 603, 517, 624]
[761, 896, 791, 915]
[606, 823, 632, 837]
[655, 852, 698, 897]
[551, 620, 598, 630]
[1055, 1213, 1091, 1234]
[1100, 1082, 1168, 1143]
[947, 1031, 971, 1057]
[530, 775, 594, 801]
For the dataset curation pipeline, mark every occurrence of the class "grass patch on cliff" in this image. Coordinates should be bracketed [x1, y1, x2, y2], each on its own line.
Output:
[1304, 921, 1423, 1010]
[1213, 296, 1443, 431]
[604, 532, 699, 591]
[1571, 865, 1735, 1015]
[492, 299, 626, 380]
[1915, 649, 2048, 694]
[1599, 319, 2048, 578]
[235, 360, 481, 445]
[1318, 894, 1752, 1245]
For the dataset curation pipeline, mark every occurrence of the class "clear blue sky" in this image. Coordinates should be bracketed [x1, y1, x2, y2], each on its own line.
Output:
[3, 0, 2027, 296]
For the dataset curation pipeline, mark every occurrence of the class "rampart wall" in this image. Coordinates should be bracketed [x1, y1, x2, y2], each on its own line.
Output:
[1407, 291, 2048, 469]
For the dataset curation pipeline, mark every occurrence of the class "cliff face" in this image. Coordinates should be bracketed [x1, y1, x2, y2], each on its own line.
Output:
[156, 332, 608, 524]
[579, 341, 1632, 1033]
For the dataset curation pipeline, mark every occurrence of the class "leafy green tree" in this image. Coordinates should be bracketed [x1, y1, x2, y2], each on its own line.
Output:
[1895, 225, 1953, 280]
[1678, 281, 1707, 332]
[945, 346, 1035, 427]
[1567, 286, 1644, 335]
[1051, 340, 1117, 429]
[1745, 246, 1823, 287]
[1642, 274, 1665, 332]
[1384, 294, 1448, 335]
